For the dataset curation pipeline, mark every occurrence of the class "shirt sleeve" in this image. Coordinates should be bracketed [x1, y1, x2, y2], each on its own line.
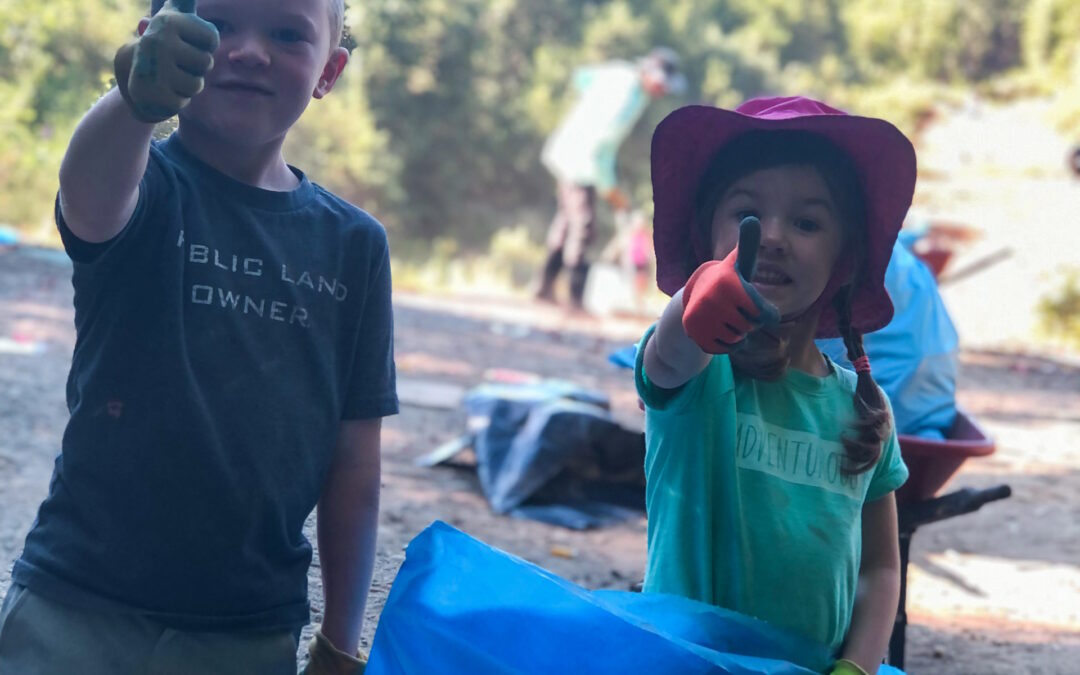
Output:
[866, 399, 910, 502]
[572, 66, 594, 93]
[341, 226, 399, 420]
[592, 76, 645, 193]
[593, 143, 618, 193]
[634, 324, 725, 414]
[55, 144, 164, 265]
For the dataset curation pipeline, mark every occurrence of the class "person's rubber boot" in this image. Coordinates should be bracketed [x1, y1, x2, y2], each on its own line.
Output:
[535, 250, 563, 302]
[568, 262, 590, 311]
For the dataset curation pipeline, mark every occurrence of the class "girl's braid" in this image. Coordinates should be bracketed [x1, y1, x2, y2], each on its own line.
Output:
[834, 285, 891, 474]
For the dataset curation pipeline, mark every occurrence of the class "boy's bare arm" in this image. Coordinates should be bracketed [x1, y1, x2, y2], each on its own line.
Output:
[315, 418, 382, 658]
[59, 0, 218, 243]
[58, 90, 155, 243]
[840, 493, 901, 674]
[643, 288, 711, 389]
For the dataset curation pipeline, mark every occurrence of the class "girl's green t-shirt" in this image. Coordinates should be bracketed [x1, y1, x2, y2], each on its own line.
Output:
[635, 326, 908, 654]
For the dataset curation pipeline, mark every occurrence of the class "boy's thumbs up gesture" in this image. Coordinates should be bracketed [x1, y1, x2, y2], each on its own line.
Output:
[113, 0, 220, 123]
[681, 216, 780, 354]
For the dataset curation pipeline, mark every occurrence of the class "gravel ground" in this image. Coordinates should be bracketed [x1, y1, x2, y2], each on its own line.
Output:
[2, 241, 1078, 672]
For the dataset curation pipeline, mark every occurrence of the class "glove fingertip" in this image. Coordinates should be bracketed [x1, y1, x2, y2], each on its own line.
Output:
[170, 0, 197, 14]
[712, 338, 741, 354]
[735, 217, 761, 280]
[739, 279, 780, 326]
[758, 303, 780, 326]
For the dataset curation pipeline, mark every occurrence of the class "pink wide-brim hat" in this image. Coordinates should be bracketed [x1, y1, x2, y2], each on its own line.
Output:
[651, 96, 917, 338]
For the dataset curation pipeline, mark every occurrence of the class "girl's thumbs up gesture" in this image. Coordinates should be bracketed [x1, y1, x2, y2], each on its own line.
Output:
[113, 0, 220, 123]
[681, 216, 780, 354]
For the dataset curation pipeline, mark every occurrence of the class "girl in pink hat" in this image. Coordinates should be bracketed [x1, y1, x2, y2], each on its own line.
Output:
[636, 96, 917, 675]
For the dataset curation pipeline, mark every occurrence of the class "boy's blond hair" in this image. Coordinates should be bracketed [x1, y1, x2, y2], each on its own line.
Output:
[328, 0, 344, 49]
[150, 0, 346, 48]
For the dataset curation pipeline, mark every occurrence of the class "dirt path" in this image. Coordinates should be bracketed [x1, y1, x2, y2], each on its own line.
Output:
[2, 246, 1078, 672]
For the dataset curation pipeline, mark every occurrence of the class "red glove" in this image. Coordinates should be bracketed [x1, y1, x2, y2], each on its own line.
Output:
[681, 216, 779, 354]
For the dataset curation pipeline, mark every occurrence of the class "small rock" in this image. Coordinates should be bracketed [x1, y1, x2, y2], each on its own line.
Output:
[549, 545, 576, 559]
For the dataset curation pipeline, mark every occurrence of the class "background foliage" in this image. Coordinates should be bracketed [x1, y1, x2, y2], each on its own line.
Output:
[2, 0, 1078, 252]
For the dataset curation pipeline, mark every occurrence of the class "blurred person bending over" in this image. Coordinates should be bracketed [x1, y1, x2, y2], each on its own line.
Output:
[535, 47, 685, 309]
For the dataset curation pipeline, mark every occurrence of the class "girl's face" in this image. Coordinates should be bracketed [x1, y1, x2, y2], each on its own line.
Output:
[710, 165, 847, 318]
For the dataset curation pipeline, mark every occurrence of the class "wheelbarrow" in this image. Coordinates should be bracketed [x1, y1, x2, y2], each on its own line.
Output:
[888, 409, 1011, 669]
[909, 220, 979, 279]
[907, 220, 1011, 287]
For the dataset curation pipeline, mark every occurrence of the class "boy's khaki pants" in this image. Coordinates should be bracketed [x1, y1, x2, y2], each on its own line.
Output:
[0, 584, 297, 675]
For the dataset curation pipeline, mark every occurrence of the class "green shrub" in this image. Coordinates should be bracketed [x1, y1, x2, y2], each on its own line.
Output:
[1038, 268, 1080, 348]
[487, 225, 546, 288]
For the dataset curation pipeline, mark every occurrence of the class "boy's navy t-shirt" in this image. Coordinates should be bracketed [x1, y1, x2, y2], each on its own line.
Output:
[13, 135, 398, 632]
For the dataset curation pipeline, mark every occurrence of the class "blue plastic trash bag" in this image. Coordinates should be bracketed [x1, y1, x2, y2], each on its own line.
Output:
[0, 226, 18, 247]
[818, 241, 958, 439]
[367, 522, 905, 675]
[608, 344, 638, 369]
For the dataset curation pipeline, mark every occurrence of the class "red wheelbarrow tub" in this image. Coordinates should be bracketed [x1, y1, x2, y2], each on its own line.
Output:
[896, 409, 994, 506]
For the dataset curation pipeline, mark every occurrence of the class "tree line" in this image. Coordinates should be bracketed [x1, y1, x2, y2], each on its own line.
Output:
[2, 0, 1077, 252]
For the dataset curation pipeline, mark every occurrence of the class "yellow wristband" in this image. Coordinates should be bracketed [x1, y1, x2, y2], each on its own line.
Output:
[830, 658, 870, 675]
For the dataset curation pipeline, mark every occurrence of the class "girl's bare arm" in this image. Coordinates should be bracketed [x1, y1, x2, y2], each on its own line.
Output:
[841, 493, 902, 674]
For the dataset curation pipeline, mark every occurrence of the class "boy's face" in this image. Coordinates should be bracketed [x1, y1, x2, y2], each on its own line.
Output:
[710, 165, 847, 318]
[164, 0, 347, 148]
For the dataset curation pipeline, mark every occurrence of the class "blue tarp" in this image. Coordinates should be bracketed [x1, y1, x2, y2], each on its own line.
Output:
[431, 381, 645, 529]
[0, 226, 18, 247]
[367, 522, 904, 675]
[817, 241, 958, 440]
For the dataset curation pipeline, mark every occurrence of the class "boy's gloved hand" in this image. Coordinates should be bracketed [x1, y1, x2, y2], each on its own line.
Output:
[113, 0, 220, 123]
[828, 658, 870, 675]
[681, 216, 780, 354]
[300, 630, 366, 675]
